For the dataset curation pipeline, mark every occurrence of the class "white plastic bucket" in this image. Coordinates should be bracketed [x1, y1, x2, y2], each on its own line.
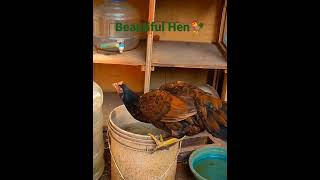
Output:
[108, 105, 180, 180]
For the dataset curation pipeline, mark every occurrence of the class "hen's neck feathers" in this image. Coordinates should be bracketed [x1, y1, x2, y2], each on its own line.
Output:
[122, 86, 149, 123]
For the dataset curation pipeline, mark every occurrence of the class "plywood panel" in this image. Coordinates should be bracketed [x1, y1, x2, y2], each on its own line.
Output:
[93, 64, 145, 92]
[153, 24, 215, 43]
[150, 67, 166, 90]
[150, 67, 208, 90]
[93, 0, 102, 7]
[152, 41, 227, 69]
[128, 0, 149, 22]
[154, 0, 224, 42]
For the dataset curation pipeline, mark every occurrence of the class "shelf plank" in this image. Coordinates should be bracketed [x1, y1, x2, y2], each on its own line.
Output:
[93, 41, 146, 66]
[152, 41, 227, 69]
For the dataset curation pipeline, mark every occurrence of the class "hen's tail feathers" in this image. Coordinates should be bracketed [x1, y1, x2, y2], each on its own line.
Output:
[203, 107, 227, 141]
[212, 126, 227, 141]
[201, 95, 223, 110]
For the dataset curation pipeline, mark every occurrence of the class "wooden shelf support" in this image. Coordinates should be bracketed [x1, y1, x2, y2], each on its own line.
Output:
[144, 0, 156, 93]
[221, 70, 227, 102]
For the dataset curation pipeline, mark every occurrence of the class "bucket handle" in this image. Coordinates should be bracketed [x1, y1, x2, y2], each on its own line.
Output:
[107, 130, 183, 180]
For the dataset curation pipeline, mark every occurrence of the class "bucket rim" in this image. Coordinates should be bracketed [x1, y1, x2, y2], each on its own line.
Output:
[108, 105, 164, 141]
[107, 127, 158, 151]
[107, 119, 157, 146]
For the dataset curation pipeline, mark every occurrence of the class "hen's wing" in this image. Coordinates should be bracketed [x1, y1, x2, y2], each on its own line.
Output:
[159, 81, 198, 97]
[160, 81, 227, 139]
[160, 81, 223, 110]
[139, 90, 197, 123]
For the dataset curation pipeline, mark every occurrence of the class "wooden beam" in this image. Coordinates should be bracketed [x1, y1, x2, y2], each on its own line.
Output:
[218, 0, 227, 43]
[216, 42, 226, 59]
[215, 69, 221, 90]
[141, 65, 155, 71]
[221, 70, 227, 101]
[212, 70, 218, 89]
[144, 0, 156, 93]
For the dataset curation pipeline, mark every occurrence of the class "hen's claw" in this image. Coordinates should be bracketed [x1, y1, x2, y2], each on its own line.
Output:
[148, 133, 185, 152]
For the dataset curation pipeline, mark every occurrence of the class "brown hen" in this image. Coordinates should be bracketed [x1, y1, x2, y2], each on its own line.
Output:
[112, 81, 227, 151]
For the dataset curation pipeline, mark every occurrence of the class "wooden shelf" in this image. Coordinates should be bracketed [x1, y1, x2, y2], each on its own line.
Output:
[93, 0, 227, 95]
[152, 41, 227, 69]
[93, 41, 146, 66]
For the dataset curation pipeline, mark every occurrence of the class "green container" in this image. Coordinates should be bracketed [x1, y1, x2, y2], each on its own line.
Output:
[189, 145, 227, 180]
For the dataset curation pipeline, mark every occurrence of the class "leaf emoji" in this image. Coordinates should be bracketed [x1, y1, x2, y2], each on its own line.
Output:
[199, 22, 204, 28]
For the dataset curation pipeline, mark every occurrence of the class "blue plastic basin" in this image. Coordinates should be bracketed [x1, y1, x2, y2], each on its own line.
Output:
[189, 145, 227, 180]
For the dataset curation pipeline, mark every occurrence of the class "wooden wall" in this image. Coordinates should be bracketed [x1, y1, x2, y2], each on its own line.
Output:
[154, 0, 224, 43]
[93, 64, 145, 92]
[93, 0, 225, 93]
[150, 67, 208, 90]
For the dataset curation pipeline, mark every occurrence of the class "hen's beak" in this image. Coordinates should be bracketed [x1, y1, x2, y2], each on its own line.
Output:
[112, 81, 123, 94]
[112, 83, 120, 94]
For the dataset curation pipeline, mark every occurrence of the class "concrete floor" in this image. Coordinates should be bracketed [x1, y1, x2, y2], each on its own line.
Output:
[99, 93, 196, 179]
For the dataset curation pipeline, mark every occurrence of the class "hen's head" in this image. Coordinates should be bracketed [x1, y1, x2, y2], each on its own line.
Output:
[112, 81, 138, 102]
[112, 81, 143, 121]
[112, 81, 125, 98]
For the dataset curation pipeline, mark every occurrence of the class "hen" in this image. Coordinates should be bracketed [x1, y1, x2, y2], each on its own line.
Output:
[112, 81, 227, 151]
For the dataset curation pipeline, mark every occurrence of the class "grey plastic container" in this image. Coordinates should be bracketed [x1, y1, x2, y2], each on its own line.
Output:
[93, 81, 105, 180]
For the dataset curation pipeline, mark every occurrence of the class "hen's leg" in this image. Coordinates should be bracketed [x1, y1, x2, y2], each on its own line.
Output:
[148, 133, 184, 152]
[160, 134, 164, 142]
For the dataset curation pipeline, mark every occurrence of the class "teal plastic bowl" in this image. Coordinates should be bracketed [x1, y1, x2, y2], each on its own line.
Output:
[189, 145, 227, 180]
